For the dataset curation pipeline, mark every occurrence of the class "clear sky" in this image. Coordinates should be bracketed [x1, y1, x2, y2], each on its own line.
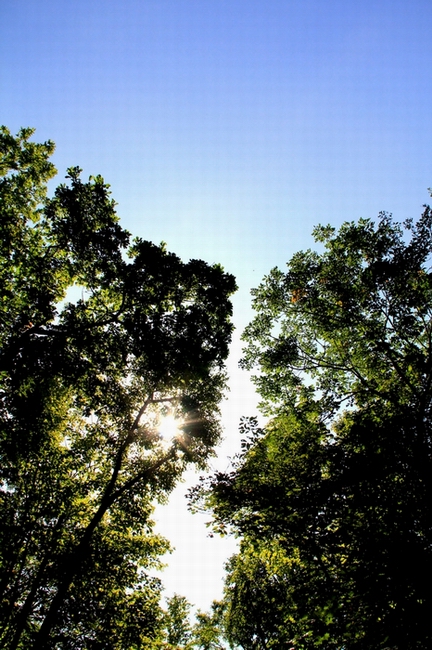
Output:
[2, 0, 432, 612]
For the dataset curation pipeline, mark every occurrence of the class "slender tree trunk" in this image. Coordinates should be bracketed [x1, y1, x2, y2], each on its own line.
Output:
[6, 513, 70, 650]
[32, 447, 175, 648]
[8, 553, 52, 650]
[33, 495, 114, 647]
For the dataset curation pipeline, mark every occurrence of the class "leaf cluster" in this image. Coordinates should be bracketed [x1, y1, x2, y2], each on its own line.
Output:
[0, 126, 236, 648]
[198, 210, 432, 649]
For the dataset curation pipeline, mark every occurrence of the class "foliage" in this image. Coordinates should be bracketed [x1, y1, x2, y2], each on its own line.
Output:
[0, 126, 236, 649]
[190, 601, 227, 650]
[163, 594, 193, 647]
[222, 541, 303, 650]
[160, 597, 230, 650]
[196, 210, 432, 649]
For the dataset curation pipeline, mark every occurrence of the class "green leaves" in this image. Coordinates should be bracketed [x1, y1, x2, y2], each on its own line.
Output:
[164, 594, 193, 647]
[201, 208, 432, 649]
[242, 212, 432, 418]
[0, 128, 236, 648]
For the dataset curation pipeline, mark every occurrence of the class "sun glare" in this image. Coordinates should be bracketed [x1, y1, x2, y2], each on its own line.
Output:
[158, 414, 180, 440]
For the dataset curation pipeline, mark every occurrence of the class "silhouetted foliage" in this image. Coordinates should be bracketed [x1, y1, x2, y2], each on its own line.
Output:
[0, 127, 236, 649]
[196, 209, 432, 649]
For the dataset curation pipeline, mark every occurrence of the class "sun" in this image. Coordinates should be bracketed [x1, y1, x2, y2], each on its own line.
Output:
[158, 414, 180, 440]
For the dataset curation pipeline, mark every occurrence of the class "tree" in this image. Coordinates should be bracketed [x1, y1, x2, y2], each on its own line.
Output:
[164, 594, 193, 648]
[196, 210, 432, 649]
[190, 601, 227, 650]
[0, 126, 236, 649]
[160, 596, 229, 650]
[221, 541, 302, 650]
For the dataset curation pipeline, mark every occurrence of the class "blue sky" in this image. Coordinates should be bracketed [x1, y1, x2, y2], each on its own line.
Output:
[2, 0, 432, 611]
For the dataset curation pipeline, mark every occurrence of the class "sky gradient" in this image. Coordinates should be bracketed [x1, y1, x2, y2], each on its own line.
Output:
[2, 0, 432, 611]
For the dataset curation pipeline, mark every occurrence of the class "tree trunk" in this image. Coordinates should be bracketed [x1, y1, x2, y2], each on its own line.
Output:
[31, 447, 175, 648]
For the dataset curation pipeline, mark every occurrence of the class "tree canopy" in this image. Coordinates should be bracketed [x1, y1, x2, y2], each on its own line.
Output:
[0, 126, 236, 649]
[195, 209, 432, 649]
[161, 595, 228, 650]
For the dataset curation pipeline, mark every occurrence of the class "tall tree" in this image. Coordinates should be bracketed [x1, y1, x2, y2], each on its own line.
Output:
[164, 594, 193, 648]
[190, 601, 227, 650]
[0, 126, 236, 649]
[160, 596, 229, 650]
[196, 210, 432, 649]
